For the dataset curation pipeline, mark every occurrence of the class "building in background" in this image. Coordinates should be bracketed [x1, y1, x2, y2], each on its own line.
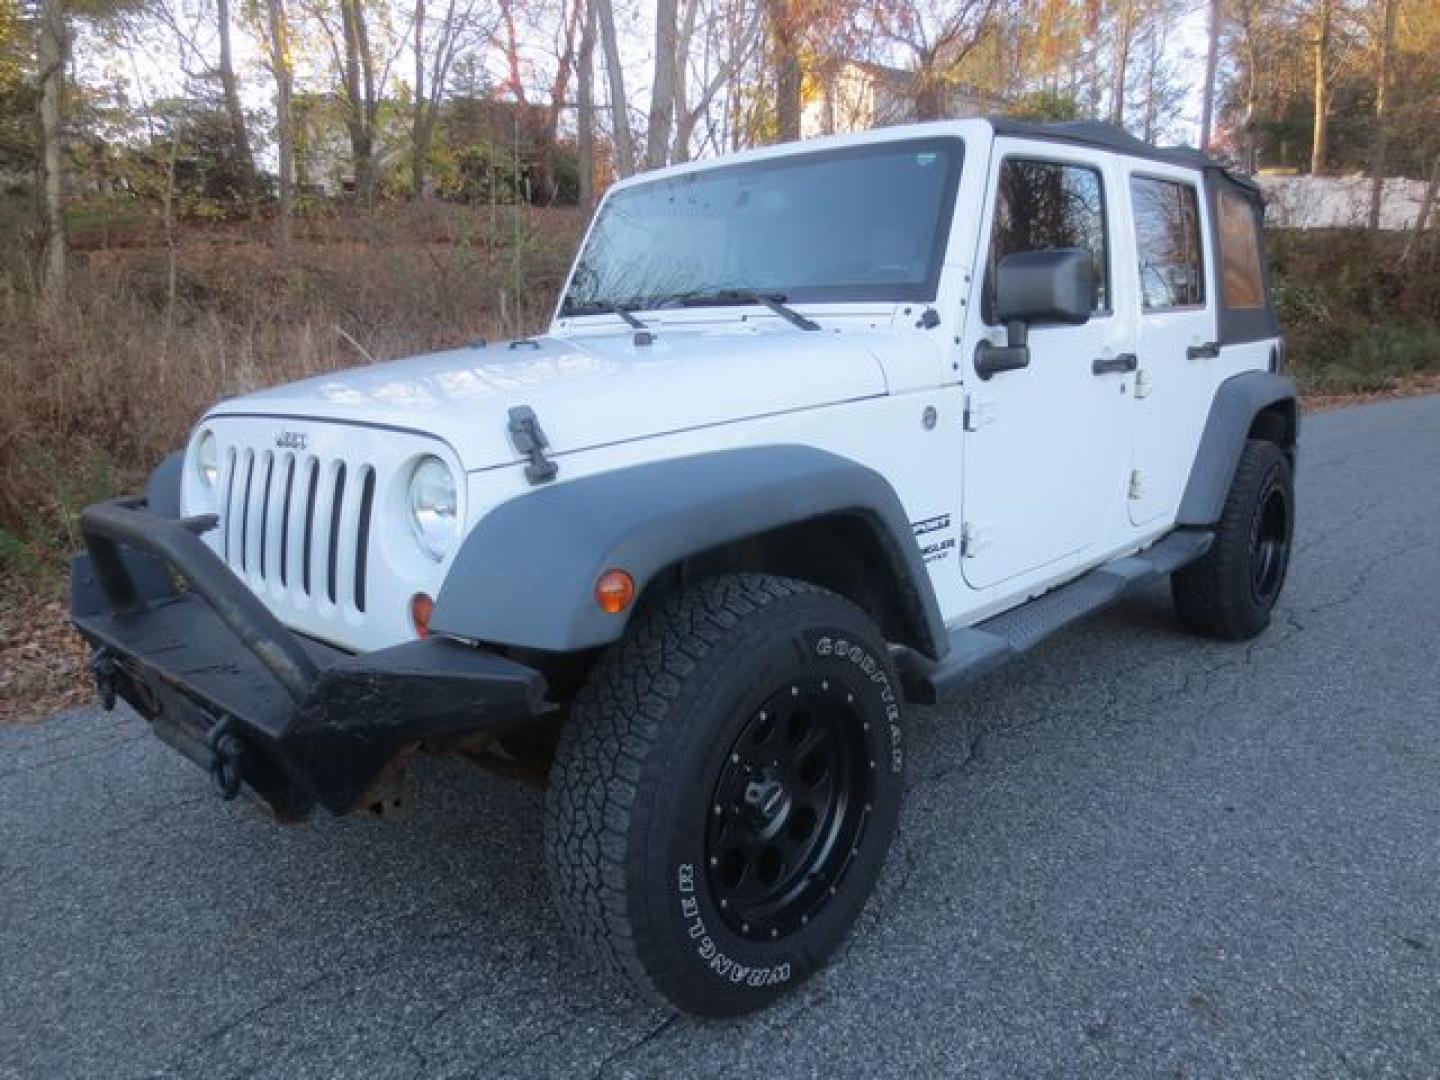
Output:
[802, 60, 1004, 139]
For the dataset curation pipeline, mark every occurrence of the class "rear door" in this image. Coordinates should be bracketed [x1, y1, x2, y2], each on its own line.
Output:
[1122, 165, 1218, 526]
[959, 143, 1134, 590]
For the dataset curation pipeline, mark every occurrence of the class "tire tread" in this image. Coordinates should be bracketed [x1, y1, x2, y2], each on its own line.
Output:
[1172, 438, 1291, 640]
[544, 573, 824, 1007]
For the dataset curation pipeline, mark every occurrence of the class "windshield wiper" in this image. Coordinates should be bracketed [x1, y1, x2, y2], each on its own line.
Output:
[564, 298, 650, 331]
[670, 289, 820, 332]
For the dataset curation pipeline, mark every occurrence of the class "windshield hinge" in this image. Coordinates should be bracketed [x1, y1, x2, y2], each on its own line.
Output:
[962, 394, 997, 432]
[507, 406, 559, 485]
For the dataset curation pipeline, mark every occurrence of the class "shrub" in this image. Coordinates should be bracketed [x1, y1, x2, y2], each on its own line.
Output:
[1270, 228, 1440, 394]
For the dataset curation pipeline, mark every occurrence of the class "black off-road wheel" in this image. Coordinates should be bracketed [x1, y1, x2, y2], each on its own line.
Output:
[1173, 438, 1295, 640]
[544, 574, 905, 1017]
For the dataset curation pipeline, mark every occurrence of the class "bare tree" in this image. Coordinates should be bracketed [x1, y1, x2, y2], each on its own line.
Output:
[1198, 0, 1220, 149]
[498, 0, 526, 99]
[341, 0, 378, 201]
[491, 0, 582, 198]
[1138, 1, 1175, 143]
[1311, 0, 1333, 175]
[594, 0, 633, 174]
[216, 0, 256, 201]
[1366, 0, 1398, 229]
[37, 0, 66, 307]
[301, 0, 404, 204]
[413, 0, 431, 195]
[577, 0, 596, 213]
[763, 0, 800, 141]
[1405, 154, 1440, 261]
[1109, 0, 1135, 126]
[412, 0, 484, 198]
[871, 0, 997, 123]
[1230, 0, 1263, 171]
[670, 0, 761, 163]
[146, 0, 254, 202]
[262, 0, 295, 243]
[644, 0, 679, 168]
[546, 0, 584, 134]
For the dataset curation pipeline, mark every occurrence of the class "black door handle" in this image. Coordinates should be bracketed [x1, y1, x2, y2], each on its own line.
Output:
[1186, 341, 1221, 360]
[1092, 352, 1138, 375]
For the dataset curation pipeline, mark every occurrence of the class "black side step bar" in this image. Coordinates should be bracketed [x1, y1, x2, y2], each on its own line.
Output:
[900, 529, 1213, 703]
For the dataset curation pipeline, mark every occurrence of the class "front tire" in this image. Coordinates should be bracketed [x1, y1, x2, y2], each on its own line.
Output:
[544, 574, 905, 1017]
[1172, 438, 1295, 640]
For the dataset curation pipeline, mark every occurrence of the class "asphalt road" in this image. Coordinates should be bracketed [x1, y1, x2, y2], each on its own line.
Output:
[4, 395, 1439, 1079]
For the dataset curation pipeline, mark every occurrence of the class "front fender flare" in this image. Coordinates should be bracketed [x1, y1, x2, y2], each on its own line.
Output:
[430, 446, 947, 657]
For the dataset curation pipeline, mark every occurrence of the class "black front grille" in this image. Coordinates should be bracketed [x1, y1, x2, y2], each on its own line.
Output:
[220, 447, 376, 612]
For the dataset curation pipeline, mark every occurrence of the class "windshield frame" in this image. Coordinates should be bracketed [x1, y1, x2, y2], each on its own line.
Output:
[557, 135, 966, 317]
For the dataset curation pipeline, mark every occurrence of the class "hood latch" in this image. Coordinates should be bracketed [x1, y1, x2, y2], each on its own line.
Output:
[508, 406, 559, 485]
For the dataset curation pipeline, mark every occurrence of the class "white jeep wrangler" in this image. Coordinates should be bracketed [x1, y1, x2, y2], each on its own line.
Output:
[72, 118, 1295, 1016]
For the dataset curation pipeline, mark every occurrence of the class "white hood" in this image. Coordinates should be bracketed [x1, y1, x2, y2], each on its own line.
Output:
[206, 326, 891, 470]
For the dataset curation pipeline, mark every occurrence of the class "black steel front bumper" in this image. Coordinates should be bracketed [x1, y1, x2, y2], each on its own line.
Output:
[71, 498, 551, 821]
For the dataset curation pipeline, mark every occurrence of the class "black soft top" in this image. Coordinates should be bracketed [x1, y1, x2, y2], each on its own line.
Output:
[986, 117, 1277, 345]
[986, 118, 1261, 195]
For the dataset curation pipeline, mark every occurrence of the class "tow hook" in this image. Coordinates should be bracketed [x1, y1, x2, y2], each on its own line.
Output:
[90, 648, 118, 711]
[206, 719, 248, 801]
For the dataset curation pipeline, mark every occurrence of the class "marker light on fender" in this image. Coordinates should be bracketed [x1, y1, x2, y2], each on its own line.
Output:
[410, 592, 435, 638]
[595, 570, 636, 614]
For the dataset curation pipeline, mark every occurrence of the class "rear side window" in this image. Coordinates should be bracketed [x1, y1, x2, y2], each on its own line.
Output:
[985, 159, 1109, 321]
[1218, 187, 1266, 309]
[1130, 176, 1204, 310]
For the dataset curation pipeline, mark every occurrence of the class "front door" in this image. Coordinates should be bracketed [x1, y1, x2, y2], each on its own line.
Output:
[959, 144, 1135, 590]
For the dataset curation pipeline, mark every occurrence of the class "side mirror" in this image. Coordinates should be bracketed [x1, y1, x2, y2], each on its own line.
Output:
[994, 248, 1096, 326]
[976, 248, 1096, 380]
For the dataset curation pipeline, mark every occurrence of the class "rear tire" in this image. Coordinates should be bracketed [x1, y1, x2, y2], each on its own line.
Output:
[544, 573, 905, 1017]
[1172, 438, 1294, 640]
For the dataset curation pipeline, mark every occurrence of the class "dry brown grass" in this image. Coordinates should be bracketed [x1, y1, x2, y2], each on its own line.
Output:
[0, 202, 582, 590]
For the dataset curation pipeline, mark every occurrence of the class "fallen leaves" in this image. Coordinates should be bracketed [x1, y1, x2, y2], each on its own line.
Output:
[1303, 372, 1440, 413]
[0, 594, 92, 724]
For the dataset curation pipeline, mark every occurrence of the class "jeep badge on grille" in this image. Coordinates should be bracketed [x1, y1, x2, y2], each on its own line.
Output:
[275, 430, 307, 451]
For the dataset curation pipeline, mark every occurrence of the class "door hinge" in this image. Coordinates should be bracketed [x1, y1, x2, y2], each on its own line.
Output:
[1128, 470, 1144, 501]
[962, 394, 997, 432]
[507, 405, 559, 485]
[960, 521, 994, 558]
[1134, 368, 1152, 399]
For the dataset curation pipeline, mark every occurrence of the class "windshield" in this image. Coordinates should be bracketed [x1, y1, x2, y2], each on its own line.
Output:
[561, 137, 963, 315]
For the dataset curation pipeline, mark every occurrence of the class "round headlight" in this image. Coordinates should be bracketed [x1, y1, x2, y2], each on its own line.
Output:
[408, 456, 458, 561]
[195, 430, 219, 488]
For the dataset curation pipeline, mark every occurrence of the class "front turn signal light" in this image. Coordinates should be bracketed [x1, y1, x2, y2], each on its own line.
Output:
[595, 570, 636, 614]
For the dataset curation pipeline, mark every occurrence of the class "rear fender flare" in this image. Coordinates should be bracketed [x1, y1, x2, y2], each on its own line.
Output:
[1178, 371, 1297, 526]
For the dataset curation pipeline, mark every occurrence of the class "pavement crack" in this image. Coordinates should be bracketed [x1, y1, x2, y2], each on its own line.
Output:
[588, 1012, 679, 1079]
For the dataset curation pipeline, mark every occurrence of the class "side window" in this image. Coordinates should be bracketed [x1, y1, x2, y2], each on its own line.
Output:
[1130, 176, 1205, 310]
[1217, 186, 1266, 310]
[984, 159, 1109, 322]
